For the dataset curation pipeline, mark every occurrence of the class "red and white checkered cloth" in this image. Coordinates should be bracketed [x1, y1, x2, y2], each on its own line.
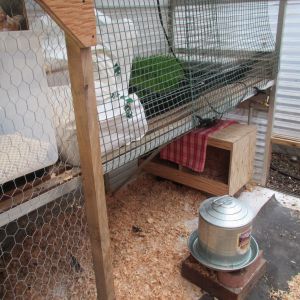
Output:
[160, 120, 237, 172]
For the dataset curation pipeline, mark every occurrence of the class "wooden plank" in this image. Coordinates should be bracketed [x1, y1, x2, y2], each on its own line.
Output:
[66, 37, 115, 300]
[237, 92, 270, 111]
[271, 134, 300, 149]
[35, 0, 96, 47]
[208, 124, 257, 151]
[228, 129, 257, 195]
[1, 164, 71, 201]
[0, 168, 81, 214]
[261, 0, 287, 186]
[142, 124, 256, 196]
[0, 177, 81, 227]
[262, 87, 277, 185]
[142, 160, 229, 195]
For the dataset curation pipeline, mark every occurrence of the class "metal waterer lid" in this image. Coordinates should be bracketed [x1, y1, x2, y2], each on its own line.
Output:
[199, 195, 254, 228]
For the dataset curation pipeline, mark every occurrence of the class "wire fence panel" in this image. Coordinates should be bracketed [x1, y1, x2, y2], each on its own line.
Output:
[1, 1, 96, 298]
[92, 0, 279, 173]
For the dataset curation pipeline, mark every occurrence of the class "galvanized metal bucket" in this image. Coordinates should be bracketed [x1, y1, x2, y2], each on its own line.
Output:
[196, 195, 257, 270]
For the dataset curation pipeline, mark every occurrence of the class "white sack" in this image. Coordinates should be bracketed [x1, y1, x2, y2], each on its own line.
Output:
[50, 86, 148, 166]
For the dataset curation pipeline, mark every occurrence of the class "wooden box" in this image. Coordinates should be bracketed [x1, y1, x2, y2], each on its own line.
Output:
[141, 124, 257, 196]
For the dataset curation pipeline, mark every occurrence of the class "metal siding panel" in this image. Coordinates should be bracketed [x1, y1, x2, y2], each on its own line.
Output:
[106, 160, 138, 192]
[273, 0, 300, 139]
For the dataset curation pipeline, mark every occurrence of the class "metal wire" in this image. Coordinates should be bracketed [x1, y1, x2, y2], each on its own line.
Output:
[92, 0, 278, 173]
[0, 1, 95, 298]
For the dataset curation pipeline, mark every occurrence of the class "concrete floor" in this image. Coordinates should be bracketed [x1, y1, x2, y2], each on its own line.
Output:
[238, 186, 300, 214]
[249, 195, 300, 299]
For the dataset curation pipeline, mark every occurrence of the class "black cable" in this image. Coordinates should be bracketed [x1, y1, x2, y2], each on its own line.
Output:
[156, 0, 177, 59]
[156, 0, 190, 83]
[200, 81, 248, 117]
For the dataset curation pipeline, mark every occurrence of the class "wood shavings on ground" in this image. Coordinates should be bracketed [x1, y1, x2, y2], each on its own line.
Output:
[1, 174, 205, 299]
[108, 174, 205, 299]
[270, 274, 300, 300]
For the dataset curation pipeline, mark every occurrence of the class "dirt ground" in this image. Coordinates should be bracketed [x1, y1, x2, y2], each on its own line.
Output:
[267, 152, 300, 197]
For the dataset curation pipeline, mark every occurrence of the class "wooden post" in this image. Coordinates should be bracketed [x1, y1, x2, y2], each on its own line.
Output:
[66, 36, 115, 300]
[261, 0, 287, 185]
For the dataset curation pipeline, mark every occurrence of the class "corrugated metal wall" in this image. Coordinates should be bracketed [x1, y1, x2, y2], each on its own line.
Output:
[272, 0, 300, 139]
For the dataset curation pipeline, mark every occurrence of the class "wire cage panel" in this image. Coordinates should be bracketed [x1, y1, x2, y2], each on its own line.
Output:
[93, 0, 278, 173]
[0, 31, 58, 184]
[0, 1, 96, 298]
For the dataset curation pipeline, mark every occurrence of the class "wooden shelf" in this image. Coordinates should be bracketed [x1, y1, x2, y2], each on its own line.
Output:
[141, 124, 257, 196]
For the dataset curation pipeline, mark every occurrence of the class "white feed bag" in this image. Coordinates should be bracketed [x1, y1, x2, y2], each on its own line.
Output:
[50, 86, 148, 166]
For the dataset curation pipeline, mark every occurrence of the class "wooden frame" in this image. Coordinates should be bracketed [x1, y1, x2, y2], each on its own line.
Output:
[0, 166, 81, 215]
[261, 0, 287, 185]
[271, 134, 300, 149]
[65, 37, 115, 300]
[31, 1, 115, 299]
[35, 0, 96, 47]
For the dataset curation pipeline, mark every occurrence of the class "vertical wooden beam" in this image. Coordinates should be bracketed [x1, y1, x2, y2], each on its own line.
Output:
[65, 36, 115, 300]
[261, 0, 287, 185]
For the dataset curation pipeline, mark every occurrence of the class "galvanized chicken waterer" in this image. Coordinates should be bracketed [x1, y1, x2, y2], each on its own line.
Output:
[188, 195, 259, 271]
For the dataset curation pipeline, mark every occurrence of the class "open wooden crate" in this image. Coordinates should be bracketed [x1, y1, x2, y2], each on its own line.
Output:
[141, 124, 257, 196]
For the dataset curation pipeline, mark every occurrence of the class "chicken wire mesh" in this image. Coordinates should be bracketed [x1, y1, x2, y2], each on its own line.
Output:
[1, 1, 96, 298]
[93, 0, 279, 173]
[0, 0, 280, 298]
